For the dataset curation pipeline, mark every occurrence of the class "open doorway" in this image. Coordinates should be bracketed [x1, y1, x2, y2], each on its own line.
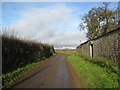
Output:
[90, 44, 93, 57]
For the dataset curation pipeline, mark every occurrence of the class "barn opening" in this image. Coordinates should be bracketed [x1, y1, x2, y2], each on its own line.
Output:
[90, 44, 93, 57]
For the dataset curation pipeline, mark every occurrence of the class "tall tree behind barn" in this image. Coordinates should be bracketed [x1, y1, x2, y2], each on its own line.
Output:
[79, 2, 119, 40]
[77, 2, 120, 62]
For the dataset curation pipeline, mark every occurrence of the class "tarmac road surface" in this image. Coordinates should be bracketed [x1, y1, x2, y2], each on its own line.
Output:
[14, 54, 83, 88]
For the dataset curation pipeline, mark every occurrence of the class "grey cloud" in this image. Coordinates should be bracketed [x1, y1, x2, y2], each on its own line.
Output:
[11, 3, 87, 49]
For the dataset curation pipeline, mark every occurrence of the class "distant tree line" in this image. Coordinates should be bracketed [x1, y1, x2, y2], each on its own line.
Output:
[79, 2, 119, 40]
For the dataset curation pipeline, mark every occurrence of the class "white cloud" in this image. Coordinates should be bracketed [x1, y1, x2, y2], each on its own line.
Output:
[3, 0, 119, 2]
[11, 3, 87, 49]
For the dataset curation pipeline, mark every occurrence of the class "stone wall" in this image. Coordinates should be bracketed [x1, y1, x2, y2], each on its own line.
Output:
[76, 27, 120, 62]
[76, 41, 90, 56]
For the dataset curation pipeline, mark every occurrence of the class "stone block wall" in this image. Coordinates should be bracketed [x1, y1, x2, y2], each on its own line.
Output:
[76, 41, 90, 56]
[76, 27, 120, 62]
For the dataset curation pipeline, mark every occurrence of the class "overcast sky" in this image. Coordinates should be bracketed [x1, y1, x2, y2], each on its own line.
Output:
[2, 2, 117, 49]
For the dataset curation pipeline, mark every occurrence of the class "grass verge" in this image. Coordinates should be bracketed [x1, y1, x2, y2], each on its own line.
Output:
[78, 54, 119, 75]
[68, 54, 119, 88]
[2, 59, 44, 88]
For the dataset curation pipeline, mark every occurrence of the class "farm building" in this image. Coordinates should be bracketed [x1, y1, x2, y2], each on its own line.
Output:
[76, 27, 120, 62]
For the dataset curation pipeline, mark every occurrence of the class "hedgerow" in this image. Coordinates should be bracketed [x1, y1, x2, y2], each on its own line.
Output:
[2, 34, 55, 88]
[2, 35, 55, 74]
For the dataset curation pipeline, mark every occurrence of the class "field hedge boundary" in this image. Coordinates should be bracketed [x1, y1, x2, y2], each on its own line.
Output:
[2, 35, 55, 74]
[2, 35, 55, 87]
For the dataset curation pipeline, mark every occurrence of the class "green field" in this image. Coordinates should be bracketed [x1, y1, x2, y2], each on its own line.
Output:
[68, 54, 119, 88]
[58, 51, 75, 55]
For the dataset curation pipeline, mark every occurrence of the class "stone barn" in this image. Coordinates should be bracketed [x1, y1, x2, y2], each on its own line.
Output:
[76, 27, 120, 62]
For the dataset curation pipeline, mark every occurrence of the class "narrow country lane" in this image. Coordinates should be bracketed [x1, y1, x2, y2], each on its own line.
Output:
[14, 54, 83, 88]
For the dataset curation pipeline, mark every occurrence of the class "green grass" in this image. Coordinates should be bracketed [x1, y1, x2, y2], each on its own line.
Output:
[68, 54, 119, 88]
[2, 60, 44, 88]
[78, 54, 119, 75]
[57, 51, 75, 55]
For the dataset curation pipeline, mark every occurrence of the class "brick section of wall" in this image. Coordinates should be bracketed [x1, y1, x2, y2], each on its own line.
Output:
[76, 27, 120, 62]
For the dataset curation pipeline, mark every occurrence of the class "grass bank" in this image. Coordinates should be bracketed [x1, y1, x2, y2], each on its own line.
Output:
[68, 54, 119, 88]
[78, 54, 119, 75]
[2, 60, 43, 88]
